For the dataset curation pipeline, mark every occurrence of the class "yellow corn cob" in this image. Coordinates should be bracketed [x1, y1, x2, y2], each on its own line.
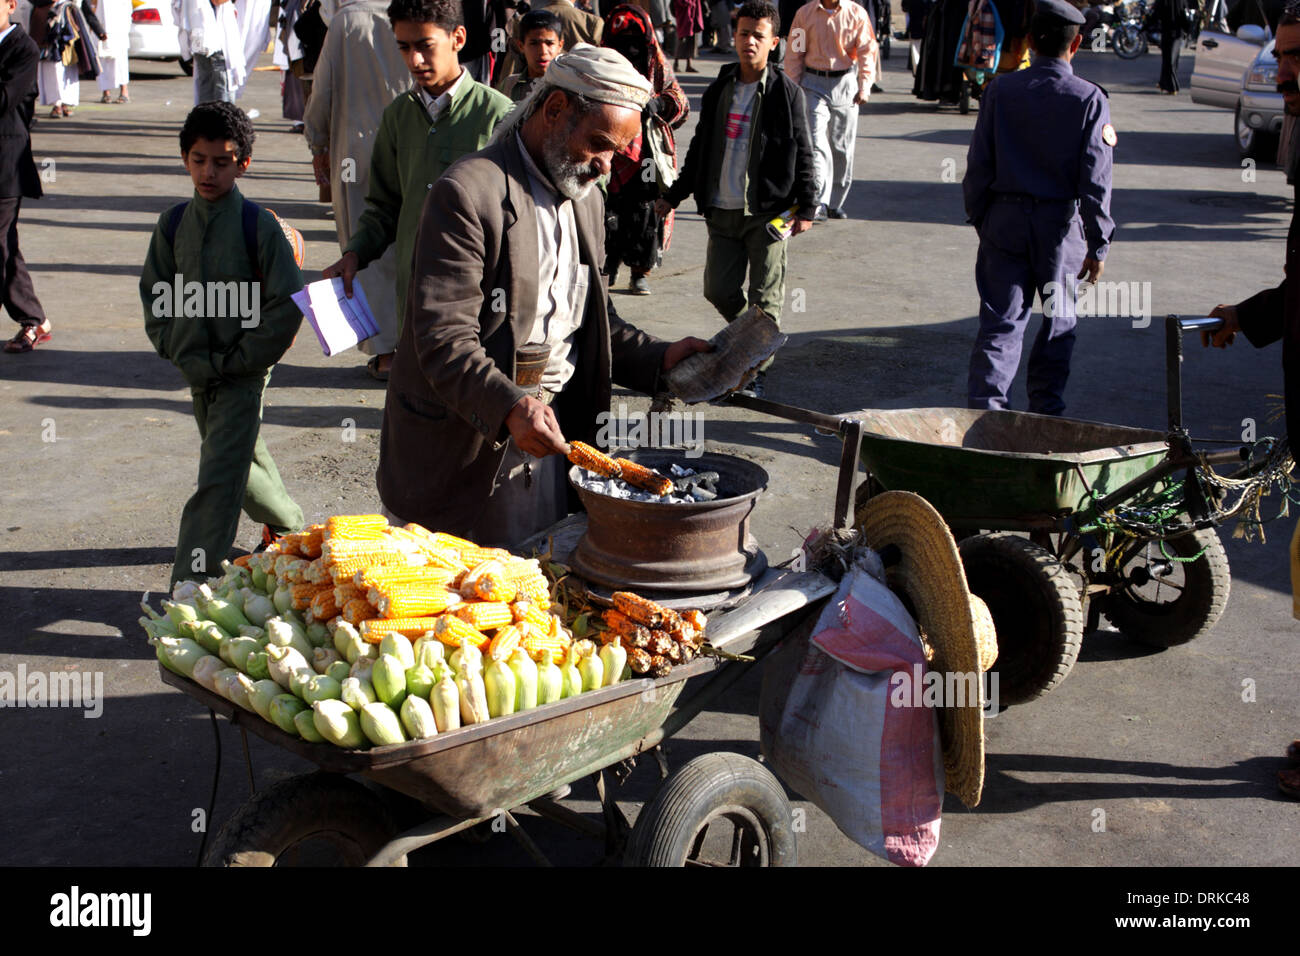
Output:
[333, 582, 365, 606]
[455, 601, 514, 631]
[420, 544, 471, 575]
[611, 591, 674, 628]
[359, 616, 445, 643]
[310, 589, 340, 621]
[303, 557, 331, 585]
[489, 624, 524, 661]
[433, 614, 490, 650]
[457, 546, 514, 569]
[567, 440, 622, 479]
[322, 537, 407, 562]
[613, 458, 674, 497]
[498, 559, 542, 582]
[512, 601, 553, 631]
[357, 566, 458, 591]
[472, 568, 519, 603]
[326, 514, 389, 538]
[291, 582, 329, 611]
[329, 550, 413, 582]
[522, 628, 572, 665]
[429, 531, 479, 553]
[377, 586, 460, 619]
[278, 532, 305, 556]
[341, 597, 380, 625]
[515, 575, 551, 604]
[299, 525, 325, 559]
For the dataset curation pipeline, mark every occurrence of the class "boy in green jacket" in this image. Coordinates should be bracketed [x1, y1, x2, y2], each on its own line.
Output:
[140, 102, 305, 587]
[323, 0, 513, 380]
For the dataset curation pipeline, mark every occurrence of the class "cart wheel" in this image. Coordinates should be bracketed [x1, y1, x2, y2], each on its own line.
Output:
[1096, 528, 1230, 648]
[959, 533, 1084, 705]
[624, 753, 796, 867]
[203, 772, 407, 867]
[959, 79, 972, 114]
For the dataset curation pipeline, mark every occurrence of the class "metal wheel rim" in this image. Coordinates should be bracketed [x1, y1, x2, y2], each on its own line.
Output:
[1110, 539, 1190, 614]
[683, 805, 771, 867]
[1235, 108, 1254, 152]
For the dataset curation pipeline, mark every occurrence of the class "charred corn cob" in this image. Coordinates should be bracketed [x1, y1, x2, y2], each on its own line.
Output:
[433, 614, 491, 651]
[681, 609, 707, 632]
[377, 585, 459, 619]
[677, 641, 696, 663]
[664, 641, 683, 664]
[667, 620, 698, 645]
[627, 647, 652, 674]
[326, 514, 389, 538]
[649, 654, 672, 677]
[359, 616, 444, 643]
[611, 591, 672, 629]
[604, 610, 653, 649]
[567, 440, 622, 478]
[645, 632, 675, 657]
[613, 458, 674, 497]
[341, 597, 380, 625]
[455, 601, 513, 631]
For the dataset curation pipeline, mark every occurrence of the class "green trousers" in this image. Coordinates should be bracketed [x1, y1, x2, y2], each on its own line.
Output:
[702, 207, 789, 323]
[172, 371, 303, 585]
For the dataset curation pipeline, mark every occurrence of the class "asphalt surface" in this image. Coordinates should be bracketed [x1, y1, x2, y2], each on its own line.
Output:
[1, 40, 1298, 871]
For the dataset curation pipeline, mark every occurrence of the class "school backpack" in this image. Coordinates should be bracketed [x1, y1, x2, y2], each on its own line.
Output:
[162, 198, 305, 279]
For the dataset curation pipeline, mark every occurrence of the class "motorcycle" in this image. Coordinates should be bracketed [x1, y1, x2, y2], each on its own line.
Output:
[1088, 0, 1160, 59]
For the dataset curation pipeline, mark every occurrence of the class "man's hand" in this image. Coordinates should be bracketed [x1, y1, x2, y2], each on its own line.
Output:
[790, 217, 813, 236]
[1203, 304, 1240, 348]
[654, 198, 673, 219]
[1077, 258, 1104, 283]
[312, 151, 330, 188]
[854, 89, 868, 106]
[506, 395, 569, 458]
[323, 250, 360, 298]
[662, 336, 713, 371]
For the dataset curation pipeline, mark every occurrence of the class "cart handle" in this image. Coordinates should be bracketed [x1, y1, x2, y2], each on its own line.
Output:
[1173, 316, 1225, 334]
[1165, 314, 1224, 435]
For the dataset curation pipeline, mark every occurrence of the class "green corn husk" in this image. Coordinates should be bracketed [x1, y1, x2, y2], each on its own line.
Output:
[456, 642, 490, 724]
[224, 672, 258, 712]
[371, 654, 408, 708]
[266, 644, 313, 691]
[412, 634, 445, 670]
[349, 657, 375, 683]
[405, 663, 436, 700]
[162, 599, 200, 628]
[431, 674, 460, 732]
[575, 640, 602, 692]
[138, 616, 173, 645]
[238, 624, 267, 644]
[182, 619, 230, 655]
[272, 584, 295, 615]
[245, 650, 271, 682]
[306, 622, 331, 648]
[223, 636, 262, 673]
[333, 620, 361, 656]
[172, 580, 204, 603]
[199, 594, 252, 635]
[139, 599, 181, 636]
[401, 695, 438, 739]
[250, 566, 270, 593]
[289, 668, 315, 700]
[303, 674, 343, 703]
[191, 654, 227, 692]
[248, 679, 281, 720]
[266, 617, 314, 659]
[360, 701, 407, 746]
[600, 639, 627, 688]
[314, 699, 367, 748]
[241, 589, 277, 627]
[449, 641, 482, 677]
[281, 608, 307, 631]
[483, 658, 516, 719]
[536, 652, 563, 705]
[379, 632, 416, 669]
[342, 633, 378, 666]
[326, 660, 351, 684]
[270, 694, 307, 735]
[508, 648, 538, 711]
[560, 643, 583, 699]
[312, 647, 343, 675]
[157, 636, 208, 678]
[294, 708, 325, 742]
[340, 676, 376, 711]
[221, 559, 252, 590]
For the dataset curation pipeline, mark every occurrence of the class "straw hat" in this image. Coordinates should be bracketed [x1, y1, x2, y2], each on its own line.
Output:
[855, 491, 997, 808]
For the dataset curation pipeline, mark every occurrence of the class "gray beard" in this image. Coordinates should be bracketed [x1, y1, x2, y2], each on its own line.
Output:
[541, 127, 601, 202]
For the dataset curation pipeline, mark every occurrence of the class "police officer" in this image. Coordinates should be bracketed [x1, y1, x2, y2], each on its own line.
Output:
[963, 0, 1115, 416]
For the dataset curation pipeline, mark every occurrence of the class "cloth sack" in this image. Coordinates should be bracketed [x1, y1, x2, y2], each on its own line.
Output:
[759, 552, 944, 867]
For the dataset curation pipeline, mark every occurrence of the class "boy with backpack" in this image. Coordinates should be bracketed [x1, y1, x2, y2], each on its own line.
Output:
[140, 101, 306, 587]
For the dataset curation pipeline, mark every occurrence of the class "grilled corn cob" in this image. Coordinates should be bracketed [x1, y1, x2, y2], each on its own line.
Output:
[645, 632, 675, 657]
[567, 440, 622, 478]
[455, 601, 513, 631]
[627, 647, 652, 675]
[602, 609, 652, 648]
[649, 654, 672, 677]
[613, 458, 674, 496]
[611, 591, 673, 629]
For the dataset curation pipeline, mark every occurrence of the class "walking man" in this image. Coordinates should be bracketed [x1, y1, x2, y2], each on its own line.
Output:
[784, 0, 876, 219]
[963, 0, 1114, 416]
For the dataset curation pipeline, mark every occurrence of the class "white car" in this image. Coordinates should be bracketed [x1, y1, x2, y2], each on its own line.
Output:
[128, 0, 192, 73]
[1190, 24, 1281, 159]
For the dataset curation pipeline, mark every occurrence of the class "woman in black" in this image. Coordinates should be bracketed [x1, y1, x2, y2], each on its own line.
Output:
[1155, 0, 1190, 94]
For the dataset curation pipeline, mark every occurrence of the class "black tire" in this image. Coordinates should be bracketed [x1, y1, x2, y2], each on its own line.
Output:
[1234, 101, 1277, 160]
[203, 772, 406, 867]
[959, 533, 1085, 705]
[179, 57, 194, 76]
[624, 753, 797, 867]
[1112, 24, 1148, 59]
[1095, 528, 1230, 648]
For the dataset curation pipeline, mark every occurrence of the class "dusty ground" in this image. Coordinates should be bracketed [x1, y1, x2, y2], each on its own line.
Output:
[1, 40, 1298, 876]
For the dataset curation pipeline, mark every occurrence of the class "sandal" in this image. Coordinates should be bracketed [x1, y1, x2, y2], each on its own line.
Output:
[116, 92, 130, 103]
[49, 106, 61, 118]
[61, 105, 73, 116]
[366, 354, 392, 382]
[1280, 767, 1300, 799]
[4, 322, 52, 353]
[100, 91, 112, 103]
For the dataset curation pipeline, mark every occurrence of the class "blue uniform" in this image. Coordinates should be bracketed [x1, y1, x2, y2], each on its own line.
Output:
[962, 55, 1114, 416]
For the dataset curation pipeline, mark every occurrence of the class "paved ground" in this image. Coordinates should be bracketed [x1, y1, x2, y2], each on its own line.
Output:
[1, 40, 1298, 870]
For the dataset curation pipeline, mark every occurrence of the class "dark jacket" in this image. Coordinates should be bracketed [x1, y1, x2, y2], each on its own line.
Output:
[663, 62, 818, 220]
[377, 135, 668, 535]
[0, 26, 41, 200]
[1235, 180, 1300, 452]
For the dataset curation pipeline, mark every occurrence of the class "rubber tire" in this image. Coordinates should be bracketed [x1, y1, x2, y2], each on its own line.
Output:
[624, 753, 797, 867]
[1096, 528, 1230, 648]
[1235, 101, 1277, 160]
[179, 57, 193, 76]
[959, 533, 1085, 705]
[203, 772, 407, 867]
[1112, 25, 1148, 59]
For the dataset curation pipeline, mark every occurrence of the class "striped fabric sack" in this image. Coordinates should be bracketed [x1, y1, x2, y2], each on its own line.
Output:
[759, 555, 944, 867]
